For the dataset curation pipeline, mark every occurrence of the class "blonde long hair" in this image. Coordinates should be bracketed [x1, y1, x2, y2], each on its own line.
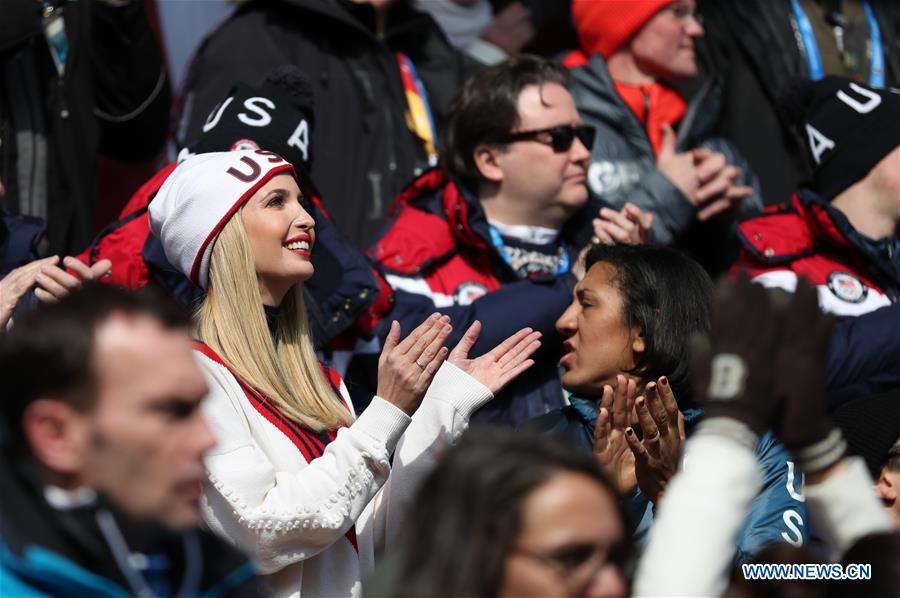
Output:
[196, 212, 353, 431]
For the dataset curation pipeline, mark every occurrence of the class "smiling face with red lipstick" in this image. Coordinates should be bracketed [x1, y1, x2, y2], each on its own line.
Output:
[240, 172, 316, 306]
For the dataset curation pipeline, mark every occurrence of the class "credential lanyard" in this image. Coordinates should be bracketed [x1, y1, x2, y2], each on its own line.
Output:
[790, 0, 885, 87]
[396, 52, 439, 166]
[862, 0, 885, 88]
[40, 1, 69, 78]
[488, 226, 570, 275]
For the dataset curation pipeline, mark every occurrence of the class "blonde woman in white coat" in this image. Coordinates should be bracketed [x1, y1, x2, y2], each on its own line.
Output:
[149, 150, 541, 597]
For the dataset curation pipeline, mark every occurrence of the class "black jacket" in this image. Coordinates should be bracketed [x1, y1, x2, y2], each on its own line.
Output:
[697, 0, 900, 206]
[181, 0, 477, 250]
[0, 0, 170, 255]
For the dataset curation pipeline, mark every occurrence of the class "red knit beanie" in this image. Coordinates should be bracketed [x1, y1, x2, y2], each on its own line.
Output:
[572, 0, 673, 58]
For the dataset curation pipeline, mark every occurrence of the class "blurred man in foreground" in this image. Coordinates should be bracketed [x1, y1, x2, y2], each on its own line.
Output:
[0, 284, 258, 596]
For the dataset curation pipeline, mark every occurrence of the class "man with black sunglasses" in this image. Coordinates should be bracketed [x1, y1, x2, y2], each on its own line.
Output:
[493, 123, 597, 155]
[367, 55, 652, 425]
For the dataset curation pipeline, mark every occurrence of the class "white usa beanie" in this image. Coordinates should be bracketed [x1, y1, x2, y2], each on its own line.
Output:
[149, 150, 295, 289]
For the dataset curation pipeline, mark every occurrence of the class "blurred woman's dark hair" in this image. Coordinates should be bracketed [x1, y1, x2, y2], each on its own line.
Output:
[440, 54, 570, 192]
[376, 428, 628, 598]
[584, 244, 714, 404]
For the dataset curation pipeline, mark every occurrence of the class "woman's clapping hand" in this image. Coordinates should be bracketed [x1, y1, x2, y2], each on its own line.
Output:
[377, 314, 452, 416]
[448, 320, 541, 395]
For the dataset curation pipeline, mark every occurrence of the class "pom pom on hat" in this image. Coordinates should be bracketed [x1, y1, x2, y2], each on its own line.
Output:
[149, 150, 295, 290]
[776, 77, 818, 126]
[263, 66, 316, 118]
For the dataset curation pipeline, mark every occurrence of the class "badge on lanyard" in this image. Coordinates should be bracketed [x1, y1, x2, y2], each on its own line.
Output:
[790, 0, 885, 88]
[41, 2, 69, 78]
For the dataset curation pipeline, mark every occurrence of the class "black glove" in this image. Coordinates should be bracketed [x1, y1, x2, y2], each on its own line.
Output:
[773, 280, 844, 473]
[690, 274, 781, 437]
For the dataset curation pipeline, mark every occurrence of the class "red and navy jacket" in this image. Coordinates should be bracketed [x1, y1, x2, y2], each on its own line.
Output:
[733, 189, 900, 408]
[733, 189, 897, 315]
[365, 169, 583, 424]
[372, 169, 535, 302]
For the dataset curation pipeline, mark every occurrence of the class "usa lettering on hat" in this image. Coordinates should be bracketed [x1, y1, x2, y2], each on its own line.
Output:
[780, 76, 900, 200]
[202, 93, 311, 164]
[191, 68, 316, 173]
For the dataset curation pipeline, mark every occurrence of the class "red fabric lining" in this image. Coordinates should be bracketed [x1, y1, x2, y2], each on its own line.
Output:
[739, 195, 857, 259]
[386, 169, 443, 218]
[371, 208, 458, 275]
[351, 268, 395, 337]
[371, 171, 491, 277]
[370, 171, 504, 301]
[732, 195, 884, 292]
[561, 49, 589, 69]
[443, 181, 488, 250]
[74, 163, 179, 289]
[614, 82, 686, 157]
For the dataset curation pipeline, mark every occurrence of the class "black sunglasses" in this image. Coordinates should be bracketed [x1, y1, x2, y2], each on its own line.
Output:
[494, 125, 596, 153]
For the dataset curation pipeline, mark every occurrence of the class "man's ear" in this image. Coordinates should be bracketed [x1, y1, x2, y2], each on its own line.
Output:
[473, 144, 505, 184]
[876, 468, 895, 489]
[22, 399, 89, 478]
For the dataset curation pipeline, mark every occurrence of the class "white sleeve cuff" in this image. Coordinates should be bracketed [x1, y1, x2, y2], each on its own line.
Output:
[425, 361, 493, 420]
[351, 397, 411, 454]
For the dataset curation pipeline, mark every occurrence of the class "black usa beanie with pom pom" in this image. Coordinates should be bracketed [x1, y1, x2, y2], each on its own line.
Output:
[190, 66, 317, 178]
[777, 76, 900, 201]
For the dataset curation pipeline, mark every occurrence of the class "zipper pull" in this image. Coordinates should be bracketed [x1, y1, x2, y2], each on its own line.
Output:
[641, 87, 650, 122]
[58, 78, 69, 119]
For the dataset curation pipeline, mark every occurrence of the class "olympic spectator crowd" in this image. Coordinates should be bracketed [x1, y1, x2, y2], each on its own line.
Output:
[1, 0, 898, 596]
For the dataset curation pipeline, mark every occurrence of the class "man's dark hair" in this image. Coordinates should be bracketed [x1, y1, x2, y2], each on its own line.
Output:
[0, 283, 190, 449]
[886, 443, 900, 471]
[828, 532, 900, 598]
[584, 244, 714, 403]
[440, 54, 570, 191]
[384, 428, 629, 598]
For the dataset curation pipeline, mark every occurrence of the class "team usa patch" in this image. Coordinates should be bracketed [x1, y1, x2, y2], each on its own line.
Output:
[826, 271, 868, 304]
[454, 282, 488, 305]
[230, 138, 261, 152]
